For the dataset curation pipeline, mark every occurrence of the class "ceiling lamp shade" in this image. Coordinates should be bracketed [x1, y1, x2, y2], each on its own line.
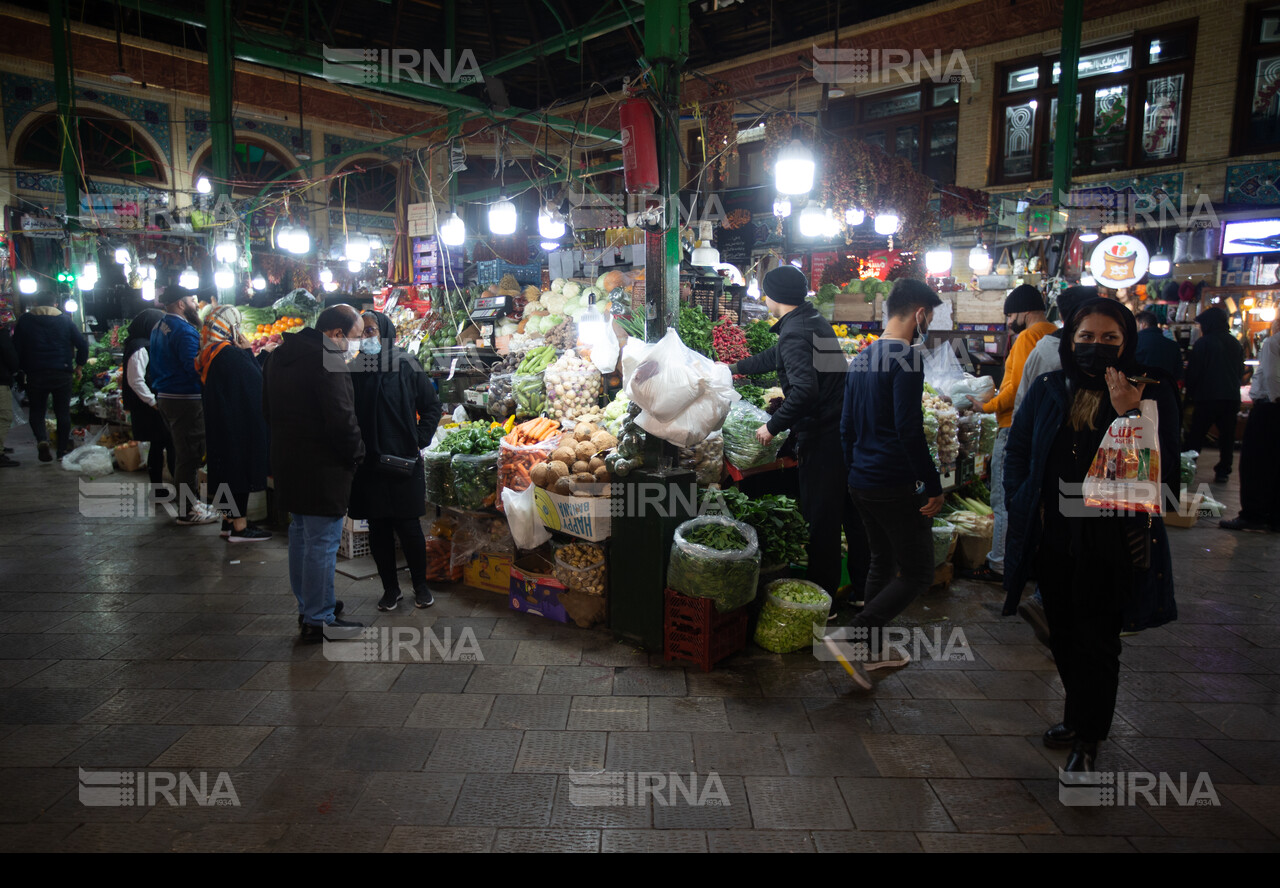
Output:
[18, 276, 37, 295]
[538, 207, 566, 240]
[345, 233, 371, 263]
[252, 275, 267, 291]
[318, 266, 334, 284]
[968, 243, 992, 275]
[323, 280, 339, 292]
[540, 241, 560, 251]
[214, 234, 238, 264]
[874, 211, 900, 235]
[489, 196, 518, 236]
[845, 207, 865, 226]
[288, 226, 311, 255]
[114, 247, 130, 265]
[347, 259, 363, 273]
[439, 211, 466, 246]
[80, 261, 99, 291]
[195, 176, 211, 194]
[823, 208, 842, 238]
[178, 265, 200, 289]
[213, 267, 235, 289]
[64, 298, 79, 313]
[1148, 250, 1171, 277]
[798, 205, 827, 238]
[141, 279, 156, 301]
[774, 135, 816, 195]
[1079, 229, 1099, 243]
[773, 196, 792, 218]
[925, 246, 953, 275]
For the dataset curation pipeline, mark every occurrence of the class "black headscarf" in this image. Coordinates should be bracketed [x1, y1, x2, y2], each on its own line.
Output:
[126, 309, 165, 345]
[349, 310, 404, 375]
[1058, 297, 1139, 391]
[350, 310, 423, 459]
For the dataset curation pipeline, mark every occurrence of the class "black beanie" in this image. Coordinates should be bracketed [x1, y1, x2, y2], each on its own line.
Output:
[1003, 283, 1045, 315]
[763, 266, 809, 305]
[1055, 285, 1096, 325]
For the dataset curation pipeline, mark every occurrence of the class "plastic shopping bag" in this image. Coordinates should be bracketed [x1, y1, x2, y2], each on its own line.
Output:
[502, 483, 552, 551]
[62, 445, 115, 476]
[1082, 400, 1162, 515]
[624, 327, 711, 422]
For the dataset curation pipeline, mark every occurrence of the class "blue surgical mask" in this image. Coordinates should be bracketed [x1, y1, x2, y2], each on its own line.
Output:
[360, 338, 382, 356]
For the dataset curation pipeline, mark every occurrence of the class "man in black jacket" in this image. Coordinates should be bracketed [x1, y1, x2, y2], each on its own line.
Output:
[263, 305, 367, 642]
[0, 324, 19, 467]
[730, 266, 868, 607]
[1185, 307, 1245, 484]
[13, 293, 88, 461]
[1134, 311, 1183, 385]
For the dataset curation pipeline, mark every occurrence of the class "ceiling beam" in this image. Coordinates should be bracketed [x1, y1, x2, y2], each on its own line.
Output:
[472, 6, 648, 81]
[455, 161, 622, 203]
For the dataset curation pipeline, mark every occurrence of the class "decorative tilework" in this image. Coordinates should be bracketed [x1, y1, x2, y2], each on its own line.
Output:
[327, 209, 396, 236]
[1225, 161, 1280, 204]
[184, 109, 311, 166]
[323, 135, 408, 173]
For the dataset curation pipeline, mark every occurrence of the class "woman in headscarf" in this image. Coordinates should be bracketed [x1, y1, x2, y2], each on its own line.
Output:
[348, 310, 443, 610]
[122, 309, 174, 489]
[1002, 298, 1179, 775]
[196, 305, 271, 542]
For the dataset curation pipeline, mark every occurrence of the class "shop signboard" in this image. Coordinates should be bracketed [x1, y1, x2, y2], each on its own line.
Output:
[1089, 235, 1150, 288]
[532, 487, 612, 541]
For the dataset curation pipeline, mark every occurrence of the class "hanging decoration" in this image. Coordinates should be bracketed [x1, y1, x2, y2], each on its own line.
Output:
[762, 113, 804, 177]
[705, 82, 738, 183]
[721, 209, 753, 230]
[938, 186, 992, 223]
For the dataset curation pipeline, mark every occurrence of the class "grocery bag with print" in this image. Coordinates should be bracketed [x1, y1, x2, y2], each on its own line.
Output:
[1082, 400, 1162, 515]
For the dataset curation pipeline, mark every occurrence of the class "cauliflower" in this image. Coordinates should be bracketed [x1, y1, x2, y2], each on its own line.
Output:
[561, 281, 581, 300]
[551, 278, 567, 294]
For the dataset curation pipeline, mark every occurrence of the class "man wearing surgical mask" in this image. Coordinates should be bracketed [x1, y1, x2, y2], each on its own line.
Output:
[263, 305, 368, 642]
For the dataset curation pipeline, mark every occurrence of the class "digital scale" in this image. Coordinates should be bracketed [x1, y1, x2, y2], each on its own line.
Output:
[470, 294, 513, 347]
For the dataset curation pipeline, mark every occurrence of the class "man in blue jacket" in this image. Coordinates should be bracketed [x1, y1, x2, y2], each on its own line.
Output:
[13, 293, 88, 462]
[151, 286, 216, 524]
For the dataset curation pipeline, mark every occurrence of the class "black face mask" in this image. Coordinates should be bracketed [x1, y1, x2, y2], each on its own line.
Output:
[1009, 317, 1027, 335]
[1073, 342, 1122, 375]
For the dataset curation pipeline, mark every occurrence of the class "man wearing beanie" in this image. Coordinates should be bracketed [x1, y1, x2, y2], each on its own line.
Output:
[963, 284, 1055, 583]
[729, 265, 869, 608]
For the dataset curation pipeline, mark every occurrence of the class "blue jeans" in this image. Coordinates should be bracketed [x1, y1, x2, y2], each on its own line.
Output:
[288, 514, 345, 626]
[987, 426, 1009, 573]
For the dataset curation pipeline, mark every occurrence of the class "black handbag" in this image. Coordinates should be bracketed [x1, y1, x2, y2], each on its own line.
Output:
[1121, 514, 1153, 572]
[370, 372, 422, 477]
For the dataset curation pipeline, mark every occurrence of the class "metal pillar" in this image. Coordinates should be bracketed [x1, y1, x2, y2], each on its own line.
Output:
[207, 0, 235, 298]
[49, 0, 81, 223]
[643, 0, 689, 344]
[1052, 0, 1084, 203]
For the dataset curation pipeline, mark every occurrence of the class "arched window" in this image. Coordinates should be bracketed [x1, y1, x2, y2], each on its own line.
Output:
[194, 137, 296, 196]
[330, 159, 397, 214]
[15, 112, 166, 185]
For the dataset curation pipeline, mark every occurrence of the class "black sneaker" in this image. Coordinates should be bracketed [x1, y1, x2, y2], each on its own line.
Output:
[1214, 473, 1230, 484]
[0, 455, 18, 468]
[298, 600, 344, 626]
[322, 618, 366, 641]
[228, 526, 272, 543]
[414, 586, 435, 609]
[377, 591, 403, 611]
[1219, 516, 1269, 533]
[220, 519, 232, 538]
[37, 442, 52, 463]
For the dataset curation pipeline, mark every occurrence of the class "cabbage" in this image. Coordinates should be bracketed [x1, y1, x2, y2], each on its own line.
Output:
[523, 301, 540, 318]
[551, 278, 567, 294]
[545, 294, 568, 314]
[561, 281, 581, 300]
[540, 291, 556, 308]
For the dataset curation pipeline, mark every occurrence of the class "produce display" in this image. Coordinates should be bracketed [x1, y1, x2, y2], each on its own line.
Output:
[488, 373, 517, 420]
[922, 385, 959, 473]
[722, 400, 789, 469]
[603, 407, 644, 478]
[666, 516, 760, 613]
[437, 424, 504, 455]
[943, 489, 994, 537]
[425, 448, 455, 506]
[554, 541, 607, 595]
[544, 319, 578, 350]
[272, 288, 322, 323]
[529, 421, 617, 495]
[979, 414, 998, 455]
[753, 579, 831, 654]
[514, 374, 548, 417]
[497, 419, 564, 509]
[744, 319, 777, 356]
[932, 518, 957, 567]
[712, 318, 750, 365]
[699, 487, 808, 568]
[601, 393, 631, 438]
[545, 350, 603, 421]
[843, 276, 894, 303]
[452, 452, 499, 511]
[516, 345, 557, 375]
[839, 333, 879, 357]
[677, 431, 723, 486]
[677, 304, 715, 358]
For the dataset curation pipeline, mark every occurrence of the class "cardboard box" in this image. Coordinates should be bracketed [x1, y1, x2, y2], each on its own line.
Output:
[1163, 492, 1204, 529]
[533, 487, 612, 541]
[952, 534, 992, 570]
[344, 516, 369, 534]
[464, 551, 514, 594]
[509, 555, 569, 622]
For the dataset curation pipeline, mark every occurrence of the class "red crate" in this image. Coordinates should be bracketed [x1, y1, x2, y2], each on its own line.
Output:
[663, 588, 748, 672]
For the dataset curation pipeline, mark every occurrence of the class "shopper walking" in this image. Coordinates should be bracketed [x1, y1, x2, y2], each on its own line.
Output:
[1221, 317, 1280, 532]
[263, 305, 366, 641]
[12, 292, 88, 462]
[151, 287, 217, 524]
[121, 310, 174, 489]
[1003, 298, 1179, 774]
[348, 310, 443, 610]
[729, 265, 870, 605]
[1134, 311, 1184, 385]
[968, 285, 1056, 583]
[196, 306, 272, 543]
[841, 279, 945, 684]
[1185, 307, 1245, 484]
[0, 323, 19, 467]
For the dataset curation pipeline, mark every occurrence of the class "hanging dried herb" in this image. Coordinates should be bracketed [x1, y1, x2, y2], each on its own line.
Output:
[705, 82, 738, 182]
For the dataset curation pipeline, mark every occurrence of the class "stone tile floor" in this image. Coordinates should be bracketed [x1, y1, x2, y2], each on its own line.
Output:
[0, 432, 1277, 852]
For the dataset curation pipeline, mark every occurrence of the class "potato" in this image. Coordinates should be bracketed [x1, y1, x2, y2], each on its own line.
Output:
[573, 425, 593, 442]
[589, 456, 605, 472]
[530, 463, 550, 488]
[577, 422, 600, 438]
[572, 472, 596, 484]
[571, 460, 591, 475]
[551, 446, 576, 465]
[593, 466, 610, 482]
[575, 440, 596, 461]
[553, 476, 574, 496]
[547, 460, 570, 481]
[590, 431, 617, 451]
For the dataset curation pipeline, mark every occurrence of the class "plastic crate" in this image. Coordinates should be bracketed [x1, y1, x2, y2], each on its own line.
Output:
[477, 259, 542, 287]
[663, 588, 749, 672]
[338, 524, 370, 559]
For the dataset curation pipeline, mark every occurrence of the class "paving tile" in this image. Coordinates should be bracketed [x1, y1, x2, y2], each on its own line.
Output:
[0, 823, 90, 852]
[169, 823, 288, 852]
[837, 777, 956, 832]
[241, 725, 356, 770]
[341, 727, 438, 771]
[567, 696, 648, 732]
[388, 664, 475, 694]
[1114, 702, 1227, 740]
[166, 660, 267, 691]
[860, 735, 969, 779]
[241, 691, 349, 727]
[1020, 778, 1168, 836]
[965, 670, 1061, 700]
[240, 661, 336, 691]
[707, 829, 816, 852]
[917, 833, 1027, 852]
[0, 688, 119, 724]
[812, 830, 923, 852]
[1137, 788, 1276, 842]
[424, 730, 523, 772]
[463, 665, 546, 695]
[600, 830, 707, 852]
[383, 826, 495, 852]
[1182, 703, 1280, 741]
[897, 671, 986, 700]
[879, 699, 974, 735]
[776, 732, 880, 777]
[161, 690, 270, 725]
[448, 774, 557, 827]
[514, 731, 606, 774]
[1127, 836, 1243, 853]
[692, 732, 786, 776]
[350, 772, 463, 824]
[492, 828, 600, 852]
[79, 689, 194, 725]
[650, 772, 751, 830]
[313, 663, 406, 693]
[322, 692, 420, 727]
[247, 769, 373, 823]
[944, 735, 1058, 779]
[549, 775, 653, 829]
[405, 693, 495, 729]
[756, 667, 835, 698]
[59, 824, 186, 852]
[486, 694, 571, 731]
[150, 726, 273, 768]
[1112, 738, 1250, 785]
[929, 778, 1057, 834]
[1219, 785, 1280, 839]
[744, 776, 852, 830]
[273, 823, 392, 852]
[724, 697, 812, 733]
[577, 641, 650, 669]
[0, 724, 104, 768]
[511, 640, 583, 666]
[0, 659, 58, 688]
[1019, 835, 1135, 852]
[953, 700, 1044, 736]
[537, 665, 614, 696]
[611, 666, 687, 697]
[802, 697, 894, 734]
[648, 697, 731, 732]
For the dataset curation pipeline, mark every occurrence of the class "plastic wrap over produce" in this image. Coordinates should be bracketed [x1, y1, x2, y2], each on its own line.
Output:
[666, 516, 760, 613]
[677, 431, 724, 486]
[623, 329, 740, 448]
[722, 400, 788, 469]
[753, 579, 831, 654]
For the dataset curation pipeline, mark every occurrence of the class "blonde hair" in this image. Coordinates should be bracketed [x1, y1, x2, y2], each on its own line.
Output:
[1069, 388, 1104, 432]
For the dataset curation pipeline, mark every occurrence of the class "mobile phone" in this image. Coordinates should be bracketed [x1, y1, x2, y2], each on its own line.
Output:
[1127, 375, 1158, 385]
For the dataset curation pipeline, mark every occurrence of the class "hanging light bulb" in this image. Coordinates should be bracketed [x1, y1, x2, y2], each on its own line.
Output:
[214, 233, 238, 264]
[747, 278, 760, 299]
[196, 176, 212, 194]
[576, 292, 607, 350]
[252, 275, 267, 291]
[323, 280, 339, 293]
[1259, 305, 1277, 323]
[773, 196, 792, 218]
[690, 221, 719, 266]
[845, 207, 866, 226]
[1148, 249, 1171, 277]
[214, 267, 234, 289]
[489, 196, 517, 235]
[874, 211, 900, 235]
[179, 265, 200, 289]
[1079, 229, 1099, 243]
[318, 266, 334, 284]
[925, 246, 953, 276]
[439, 210, 466, 247]
[540, 242, 560, 252]
[345, 233, 370, 263]
[823, 208, 842, 238]
[538, 206, 566, 240]
[141, 279, 156, 302]
[288, 226, 311, 255]
[275, 223, 295, 252]
[799, 205, 826, 238]
[347, 259, 362, 273]
[774, 131, 816, 195]
[64, 298, 78, 314]
[18, 275, 37, 295]
[968, 242, 992, 275]
[366, 233, 384, 252]
[114, 246, 130, 265]
[80, 261, 99, 291]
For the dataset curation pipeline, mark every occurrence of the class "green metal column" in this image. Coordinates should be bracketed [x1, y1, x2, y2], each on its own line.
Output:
[446, 1, 461, 210]
[206, 0, 235, 296]
[49, 0, 81, 224]
[644, 0, 688, 343]
[1052, 0, 1084, 204]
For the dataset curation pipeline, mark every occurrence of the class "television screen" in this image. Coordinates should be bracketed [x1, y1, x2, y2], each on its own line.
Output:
[1221, 218, 1280, 255]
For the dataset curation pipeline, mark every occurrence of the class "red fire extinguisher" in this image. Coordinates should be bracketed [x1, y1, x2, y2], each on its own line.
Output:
[620, 97, 659, 195]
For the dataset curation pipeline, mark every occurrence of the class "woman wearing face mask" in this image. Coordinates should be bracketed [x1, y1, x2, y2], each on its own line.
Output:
[1002, 298, 1180, 774]
[347, 310, 443, 610]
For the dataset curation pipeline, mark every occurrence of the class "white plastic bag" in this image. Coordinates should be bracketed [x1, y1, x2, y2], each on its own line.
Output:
[502, 483, 552, 550]
[62, 445, 115, 476]
[589, 320, 620, 375]
[624, 328, 709, 422]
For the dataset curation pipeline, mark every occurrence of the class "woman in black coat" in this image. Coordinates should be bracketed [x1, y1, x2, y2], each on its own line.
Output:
[348, 310, 443, 610]
[122, 309, 175, 487]
[196, 306, 271, 542]
[1003, 298, 1179, 776]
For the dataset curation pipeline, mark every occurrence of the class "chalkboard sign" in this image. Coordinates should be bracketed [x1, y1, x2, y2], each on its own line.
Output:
[715, 226, 754, 274]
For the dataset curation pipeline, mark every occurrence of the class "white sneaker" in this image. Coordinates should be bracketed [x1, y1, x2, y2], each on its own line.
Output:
[176, 504, 219, 526]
